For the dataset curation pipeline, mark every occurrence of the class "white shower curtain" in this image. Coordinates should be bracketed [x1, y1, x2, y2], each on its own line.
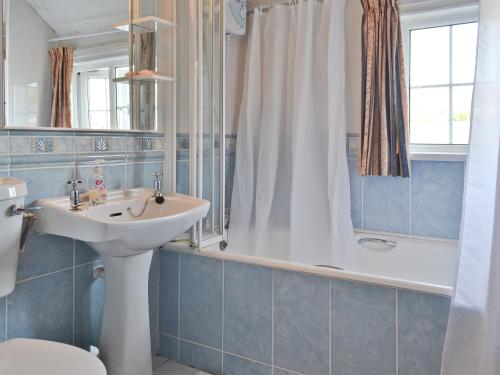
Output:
[229, 0, 354, 267]
[441, 0, 500, 373]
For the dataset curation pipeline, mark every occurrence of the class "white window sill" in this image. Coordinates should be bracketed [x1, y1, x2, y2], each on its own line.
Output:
[410, 144, 468, 162]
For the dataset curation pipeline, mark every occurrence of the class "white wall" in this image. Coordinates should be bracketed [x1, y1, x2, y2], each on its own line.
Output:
[225, 0, 364, 136]
[7, 0, 56, 127]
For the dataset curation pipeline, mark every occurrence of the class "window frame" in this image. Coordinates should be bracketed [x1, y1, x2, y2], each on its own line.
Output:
[401, 5, 479, 160]
[72, 56, 129, 130]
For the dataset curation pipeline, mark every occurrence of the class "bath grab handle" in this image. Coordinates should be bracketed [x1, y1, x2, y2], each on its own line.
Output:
[357, 237, 397, 248]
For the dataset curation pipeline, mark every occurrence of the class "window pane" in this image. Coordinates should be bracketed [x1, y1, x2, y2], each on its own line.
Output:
[89, 110, 110, 129]
[115, 66, 129, 79]
[116, 84, 129, 107]
[410, 26, 450, 86]
[117, 108, 130, 129]
[452, 85, 473, 144]
[452, 23, 478, 84]
[115, 73, 130, 129]
[87, 78, 110, 111]
[410, 87, 450, 144]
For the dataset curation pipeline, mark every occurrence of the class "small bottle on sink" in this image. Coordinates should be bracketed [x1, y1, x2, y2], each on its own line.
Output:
[89, 160, 107, 204]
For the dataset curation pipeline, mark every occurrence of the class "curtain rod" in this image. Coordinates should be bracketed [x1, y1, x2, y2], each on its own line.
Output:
[246, 0, 323, 14]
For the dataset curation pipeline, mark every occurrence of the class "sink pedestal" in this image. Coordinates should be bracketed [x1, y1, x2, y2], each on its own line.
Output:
[99, 250, 154, 375]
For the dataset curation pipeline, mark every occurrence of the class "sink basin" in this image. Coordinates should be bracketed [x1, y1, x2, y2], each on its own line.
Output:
[34, 188, 210, 375]
[35, 188, 210, 256]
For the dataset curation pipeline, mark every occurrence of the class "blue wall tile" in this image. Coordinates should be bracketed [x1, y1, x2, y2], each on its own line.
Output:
[0, 129, 165, 356]
[76, 162, 126, 192]
[179, 341, 222, 375]
[18, 233, 74, 281]
[224, 262, 272, 364]
[75, 241, 99, 265]
[180, 253, 222, 348]
[223, 354, 272, 375]
[411, 161, 465, 239]
[159, 334, 179, 361]
[363, 175, 411, 234]
[274, 270, 330, 374]
[127, 161, 163, 188]
[398, 291, 451, 375]
[159, 251, 179, 336]
[149, 250, 159, 354]
[273, 369, 298, 375]
[348, 158, 362, 229]
[11, 166, 75, 206]
[0, 298, 5, 342]
[331, 280, 396, 375]
[74, 261, 104, 350]
[8, 270, 73, 344]
[176, 160, 190, 194]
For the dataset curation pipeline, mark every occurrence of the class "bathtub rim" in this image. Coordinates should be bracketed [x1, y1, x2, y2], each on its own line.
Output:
[163, 231, 456, 297]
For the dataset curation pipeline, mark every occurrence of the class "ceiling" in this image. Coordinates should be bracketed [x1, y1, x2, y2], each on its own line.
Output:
[24, 0, 128, 36]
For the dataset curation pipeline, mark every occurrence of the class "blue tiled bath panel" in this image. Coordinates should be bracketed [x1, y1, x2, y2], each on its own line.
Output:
[331, 280, 396, 375]
[398, 290, 451, 375]
[274, 270, 330, 374]
[158, 250, 452, 375]
[179, 253, 223, 348]
[224, 261, 273, 363]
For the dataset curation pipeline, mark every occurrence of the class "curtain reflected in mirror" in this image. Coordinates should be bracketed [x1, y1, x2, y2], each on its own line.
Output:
[49, 46, 73, 128]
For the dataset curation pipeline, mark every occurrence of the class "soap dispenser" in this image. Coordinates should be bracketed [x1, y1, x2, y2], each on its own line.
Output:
[89, 160, 107, 204]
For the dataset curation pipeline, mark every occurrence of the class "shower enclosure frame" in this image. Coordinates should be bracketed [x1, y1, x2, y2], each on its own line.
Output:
[184, 0, 226, 250]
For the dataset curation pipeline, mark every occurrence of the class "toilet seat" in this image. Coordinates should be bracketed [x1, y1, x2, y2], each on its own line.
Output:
[0, 338, 107, 375]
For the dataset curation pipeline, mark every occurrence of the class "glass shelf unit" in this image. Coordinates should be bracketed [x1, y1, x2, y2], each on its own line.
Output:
[113, 16, 176, 33]
[113, 73, 176, 84]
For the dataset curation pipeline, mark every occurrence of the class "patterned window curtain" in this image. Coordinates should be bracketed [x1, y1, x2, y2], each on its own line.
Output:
[359, 0, 410, 177]
[49, 47, 74, 128]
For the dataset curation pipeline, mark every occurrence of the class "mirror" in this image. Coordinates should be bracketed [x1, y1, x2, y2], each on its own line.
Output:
[2, 0, 146, 130]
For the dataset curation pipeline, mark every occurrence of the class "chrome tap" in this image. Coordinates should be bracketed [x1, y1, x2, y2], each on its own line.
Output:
[153, 172, 165, 204]
[67, 180, 82, 211]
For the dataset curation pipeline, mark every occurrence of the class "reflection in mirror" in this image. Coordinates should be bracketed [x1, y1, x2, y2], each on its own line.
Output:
[4, 0, 135, 130]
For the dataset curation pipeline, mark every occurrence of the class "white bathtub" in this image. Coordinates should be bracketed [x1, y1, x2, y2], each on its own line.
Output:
[200, 230, 458, 296]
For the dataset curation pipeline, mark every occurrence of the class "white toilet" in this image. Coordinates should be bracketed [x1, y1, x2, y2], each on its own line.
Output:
[0, 177, 106, 375]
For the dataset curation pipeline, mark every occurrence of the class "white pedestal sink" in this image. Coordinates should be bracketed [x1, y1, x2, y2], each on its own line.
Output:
[34, 188, 210, 375]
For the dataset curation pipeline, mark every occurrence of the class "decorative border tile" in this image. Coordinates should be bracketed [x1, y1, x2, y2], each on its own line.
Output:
[143, 137, 154, 151]
[32, 137, 54, 153]
[90, 137, 111, 152]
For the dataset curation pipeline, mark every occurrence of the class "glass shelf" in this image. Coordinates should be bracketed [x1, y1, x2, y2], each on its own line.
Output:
[114, 73, 176, 84]
[113, 16, 176, 33]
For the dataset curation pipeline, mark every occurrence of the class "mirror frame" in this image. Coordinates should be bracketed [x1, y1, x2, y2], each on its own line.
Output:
[0, 0, 162, 133]
[0, 0, 4, 128]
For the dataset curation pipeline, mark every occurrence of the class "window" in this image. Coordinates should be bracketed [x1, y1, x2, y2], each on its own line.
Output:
[86, 70, 111, 129]
[75, 64, 130, 130]
[403, 7, 479, 154]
